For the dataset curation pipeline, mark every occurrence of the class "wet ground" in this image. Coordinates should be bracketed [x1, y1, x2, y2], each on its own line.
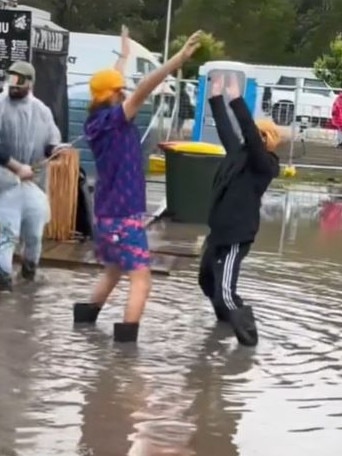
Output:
[1, 187, 342, 455]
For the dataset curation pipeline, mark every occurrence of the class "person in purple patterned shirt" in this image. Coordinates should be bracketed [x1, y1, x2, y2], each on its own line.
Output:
[74, 28, 202, 343]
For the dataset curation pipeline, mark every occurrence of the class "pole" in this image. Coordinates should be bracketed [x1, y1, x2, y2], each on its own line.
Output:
[158, 0, 173, 142]
[163, 0, 173, 63]
[288, 78, 301, 166]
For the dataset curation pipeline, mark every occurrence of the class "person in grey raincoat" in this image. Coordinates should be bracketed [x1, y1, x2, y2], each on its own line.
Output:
[0, 150, 34, 179]
[0, 61, 61, 291]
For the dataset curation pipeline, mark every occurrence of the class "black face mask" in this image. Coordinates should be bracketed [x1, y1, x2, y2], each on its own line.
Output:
[8, 86, 29, 100]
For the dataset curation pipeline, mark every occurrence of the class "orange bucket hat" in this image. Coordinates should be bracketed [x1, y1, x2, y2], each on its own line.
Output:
[255, 119, 282, 152]
[89, 69, 125, 103]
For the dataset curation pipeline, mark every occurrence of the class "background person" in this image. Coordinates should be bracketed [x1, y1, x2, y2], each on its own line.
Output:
[0, 150, 33, 180]
[177, 81, 194, 139]
[0, 61, 61, 291]
[331, 92, 342, 148]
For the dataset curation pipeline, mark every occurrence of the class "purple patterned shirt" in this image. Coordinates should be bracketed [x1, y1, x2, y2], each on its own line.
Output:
[84, 105, 146, 218]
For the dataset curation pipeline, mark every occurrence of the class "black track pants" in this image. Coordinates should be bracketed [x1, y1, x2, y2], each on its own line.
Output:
[198, 242, 251, 321]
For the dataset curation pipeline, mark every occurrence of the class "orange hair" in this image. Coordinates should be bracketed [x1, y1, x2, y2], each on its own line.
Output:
[255, 119, 282, 152]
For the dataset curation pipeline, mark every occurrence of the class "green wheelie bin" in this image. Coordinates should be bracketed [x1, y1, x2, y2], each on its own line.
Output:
[161, 142, 225, 224]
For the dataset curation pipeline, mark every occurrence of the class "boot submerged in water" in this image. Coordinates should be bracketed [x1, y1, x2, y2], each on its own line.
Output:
[229, 305, 258, 347]
[0, 268, 13, 292]
[73, 302, 102, 324]
[114, 322, 139, 343]
[21, 260, 37, 281]
[211, 300, 231, 323]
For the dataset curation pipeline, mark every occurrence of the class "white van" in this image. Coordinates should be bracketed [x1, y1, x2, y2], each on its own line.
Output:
[67, 32, 174, 97]
[253, 64, 336, 127]
[67, 32, 197, 112]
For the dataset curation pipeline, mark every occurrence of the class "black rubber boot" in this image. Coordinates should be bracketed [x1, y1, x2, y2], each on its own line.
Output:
[0, 268, 12, 292]
[73, 303, 101, 324]
[211, 300, 231, 323]
[114, 323, 139, 343]
[229, 305, 258, 347]
[21, 260, 37, 281]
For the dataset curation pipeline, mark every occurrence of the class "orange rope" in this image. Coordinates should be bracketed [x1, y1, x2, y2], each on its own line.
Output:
[45, 149, 80, 241]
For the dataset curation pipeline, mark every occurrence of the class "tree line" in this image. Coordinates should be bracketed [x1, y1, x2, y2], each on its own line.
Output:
[23, 0, 342, 77]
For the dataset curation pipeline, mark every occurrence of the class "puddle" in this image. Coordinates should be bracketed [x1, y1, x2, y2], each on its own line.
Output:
[1, 187, 342, 455]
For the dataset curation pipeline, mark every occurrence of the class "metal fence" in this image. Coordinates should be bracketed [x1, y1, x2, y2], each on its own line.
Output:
[68, 70, 342, 173]
[165, 76, 342, 172]
[68, 72, 190, 155]
[254, 80, 342, 171]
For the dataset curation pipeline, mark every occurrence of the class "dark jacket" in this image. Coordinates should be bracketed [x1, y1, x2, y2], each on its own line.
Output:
[207, 95, 279, 246]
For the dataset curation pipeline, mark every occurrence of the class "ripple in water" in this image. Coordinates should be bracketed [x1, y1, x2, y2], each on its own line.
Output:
[0, 252, 342, 455]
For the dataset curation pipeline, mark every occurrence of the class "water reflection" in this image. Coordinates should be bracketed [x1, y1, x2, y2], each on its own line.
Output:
[234, 255, 342, 456]
[186, 325, 255, 455]
[258, 184, 342, 259]
[1, 185, 342, 455]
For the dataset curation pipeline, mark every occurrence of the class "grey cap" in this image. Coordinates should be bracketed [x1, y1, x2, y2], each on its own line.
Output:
[8, 61, 35, 83]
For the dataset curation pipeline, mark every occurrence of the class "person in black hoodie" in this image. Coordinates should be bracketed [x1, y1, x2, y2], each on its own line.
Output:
[199, 73, 282, 347]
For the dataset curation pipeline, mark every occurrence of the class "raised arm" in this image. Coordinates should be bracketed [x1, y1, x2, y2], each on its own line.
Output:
[114, 25, 130, 75]
[122, 31, 202, 121]
[226, 73, 278, 176]
[209, 74, 241, 154]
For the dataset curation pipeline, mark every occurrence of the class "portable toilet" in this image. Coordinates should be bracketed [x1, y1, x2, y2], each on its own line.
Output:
[192, 61, 259, 144]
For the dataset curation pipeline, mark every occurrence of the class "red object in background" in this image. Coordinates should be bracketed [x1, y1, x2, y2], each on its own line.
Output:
[331, 94, 342, 130]
[320, 201, 342, 232]
[322, 118, 336, 130]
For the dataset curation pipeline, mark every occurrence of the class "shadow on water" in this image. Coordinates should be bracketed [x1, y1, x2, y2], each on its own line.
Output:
[1, 184, 342, 455]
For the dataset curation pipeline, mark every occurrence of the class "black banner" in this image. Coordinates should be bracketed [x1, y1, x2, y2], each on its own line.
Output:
[0, 9, 32, 71]
[32, 27, 68, 54]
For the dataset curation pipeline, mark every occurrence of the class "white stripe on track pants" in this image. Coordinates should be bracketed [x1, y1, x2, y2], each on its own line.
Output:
[198, 241, 251, 322]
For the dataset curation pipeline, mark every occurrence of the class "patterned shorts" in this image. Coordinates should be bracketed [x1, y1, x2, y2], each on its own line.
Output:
[94, 215, 150, 271]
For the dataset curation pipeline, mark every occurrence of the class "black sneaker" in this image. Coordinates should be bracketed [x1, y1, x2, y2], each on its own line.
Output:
[73, 302, 101, 324]
[230, 306, 258, 347]
[21, 260, 36, 281]
[114, 323, 139, 343]
[0, 268, 12, 292]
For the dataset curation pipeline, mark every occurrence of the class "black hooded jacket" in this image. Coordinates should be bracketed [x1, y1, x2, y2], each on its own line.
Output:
[207, 96, 279, 247]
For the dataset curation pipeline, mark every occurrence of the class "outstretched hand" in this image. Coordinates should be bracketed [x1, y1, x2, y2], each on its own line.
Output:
[180, 30, 203, 61]
[121, 24, 130, 59]
[225, 72, 241, 100]
[211, 73, 225, 97]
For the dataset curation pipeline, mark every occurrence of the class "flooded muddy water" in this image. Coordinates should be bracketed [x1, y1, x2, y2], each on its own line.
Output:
[1, 188, 342, 456]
